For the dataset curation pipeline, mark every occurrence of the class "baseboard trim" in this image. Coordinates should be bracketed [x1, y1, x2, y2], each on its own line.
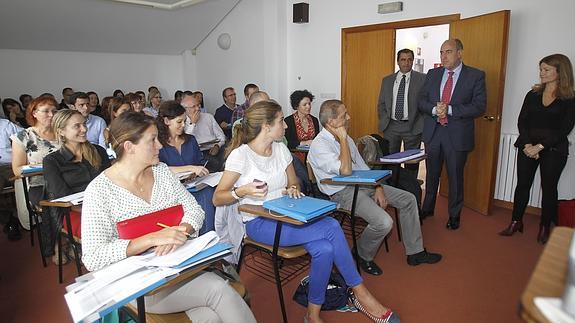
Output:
[493, 199, 541, 216]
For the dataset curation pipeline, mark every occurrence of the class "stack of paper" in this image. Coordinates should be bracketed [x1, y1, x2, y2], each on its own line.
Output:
[64, 231, 231, 322]
[184, 172, 223, 189]
[380, 149, 425, 163]
[51, 191, 84, 205]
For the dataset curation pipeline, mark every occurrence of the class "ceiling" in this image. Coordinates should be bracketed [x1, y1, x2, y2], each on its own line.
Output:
[0, 0, 239, 55]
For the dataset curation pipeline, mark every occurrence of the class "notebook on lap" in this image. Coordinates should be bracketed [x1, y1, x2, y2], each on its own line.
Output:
[262, 196, 337, 222]
[116, 204, 184, 239]
[331, 170, 391, 183]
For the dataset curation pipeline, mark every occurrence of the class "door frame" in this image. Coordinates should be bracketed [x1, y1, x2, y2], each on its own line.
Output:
[341, 14, 461, 111]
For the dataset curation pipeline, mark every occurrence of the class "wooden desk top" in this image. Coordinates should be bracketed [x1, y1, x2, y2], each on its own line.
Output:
[10, 170, 44, 181]
[520, 227, 574, 323]
[320, 173, 391, 187]
[238, 204, 305, 226]
[369, 155, 427, 166]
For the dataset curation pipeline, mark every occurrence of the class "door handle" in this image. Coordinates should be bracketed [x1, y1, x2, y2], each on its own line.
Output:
[483, 115, 496, 121]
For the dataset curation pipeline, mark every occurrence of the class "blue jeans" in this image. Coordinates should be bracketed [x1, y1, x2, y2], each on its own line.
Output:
[192, 186, 215, 235]
[245, 216, 362, 305]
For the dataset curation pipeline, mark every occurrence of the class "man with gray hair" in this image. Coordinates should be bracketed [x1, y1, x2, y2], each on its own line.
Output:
[308, 99, 441, 275]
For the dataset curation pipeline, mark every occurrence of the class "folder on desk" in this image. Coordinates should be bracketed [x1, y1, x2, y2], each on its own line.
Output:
[380, 149, 425, 163]
[21, 164, 43, 174]
[116, 204, 183, 239]
[296, 144, 310, 151]
[262, 196, 337, 222]
[331, 170, 391, 183]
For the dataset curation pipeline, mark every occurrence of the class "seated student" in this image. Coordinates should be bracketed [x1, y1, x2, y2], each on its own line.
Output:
[157, 101, 215, 234]
[181, 92, 226, 172]
[43, 110, 111, 263]
[144, 88, 162, 118]
[231, 83, 259, 124]
[213, 101, 399, 323]
[19, 94, 33, 111]
[1, 118, 23, 240]
[125, 92, 145, 113]
[308, 99, 442, 276]
[70, 92, 107, 148]
[193, 90, 207, 113]
[2, 98, 29, 128]
[103, 97, 132, 141]
[60, 87, 74, 110]
[215, 87, 239, 140]
[113, 89, 124, 98]
[81, 112, 256, 323]
[284, 90, 320, 160]
[174, 90, 183, 104]
[87, 91, 104, 119]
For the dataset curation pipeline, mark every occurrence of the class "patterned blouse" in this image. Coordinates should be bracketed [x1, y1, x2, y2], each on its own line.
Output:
[10, 128, 60, 187]
[81, 163, 205, 271]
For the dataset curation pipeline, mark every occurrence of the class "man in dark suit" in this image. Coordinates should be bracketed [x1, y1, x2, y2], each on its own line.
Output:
[418, 39, 486, 230]
[378, 48, 426, 156]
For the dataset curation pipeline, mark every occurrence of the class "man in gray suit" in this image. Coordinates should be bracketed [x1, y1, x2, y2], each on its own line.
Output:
[378, 48, 426, 158]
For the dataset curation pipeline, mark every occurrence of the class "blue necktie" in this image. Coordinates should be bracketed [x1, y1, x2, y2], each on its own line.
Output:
[395, 75, 406, 120]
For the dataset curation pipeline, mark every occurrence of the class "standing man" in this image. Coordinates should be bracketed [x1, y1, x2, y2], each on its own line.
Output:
[378, 48, 426, 158]
[214, 87, 239, 140]
[418, 39, 486, 229]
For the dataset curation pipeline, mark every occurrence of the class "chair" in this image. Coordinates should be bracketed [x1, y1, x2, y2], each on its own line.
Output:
[39, 200, 83, 283]
[237, 204, 311, 323]
[121, 263, 250, 323]
[306, 161, 390, 252]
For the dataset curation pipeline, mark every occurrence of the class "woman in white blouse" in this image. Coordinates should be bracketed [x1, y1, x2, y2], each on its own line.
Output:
[213, 101, 398, 323]
[81, 112, 256, 323]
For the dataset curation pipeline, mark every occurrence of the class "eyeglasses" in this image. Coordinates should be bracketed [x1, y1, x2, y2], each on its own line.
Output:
[35, 109, 57, 115]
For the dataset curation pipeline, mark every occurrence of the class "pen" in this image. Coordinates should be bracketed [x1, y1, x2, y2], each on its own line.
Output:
[202, 160, 208, 168]
[156, 222, 192, 238]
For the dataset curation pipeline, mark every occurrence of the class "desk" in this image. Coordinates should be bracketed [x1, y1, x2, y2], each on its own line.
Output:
[39, 200, 83, 282]
[198, 139, 220, 150]
[11, 170, 46, 266]
[320, 174, 390, 272]
[369, 154, 426, 187]
[520, 227, 574, 322]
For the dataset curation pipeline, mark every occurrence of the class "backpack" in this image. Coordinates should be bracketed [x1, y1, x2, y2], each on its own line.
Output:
[293, 271, 349, 311]
[356, 135, 383, 164]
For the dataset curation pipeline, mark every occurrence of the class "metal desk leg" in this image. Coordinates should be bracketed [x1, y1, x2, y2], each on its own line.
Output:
[137, 296, 146, 323]
[350, 184, 360, 273]
[272, 221, 288, 323]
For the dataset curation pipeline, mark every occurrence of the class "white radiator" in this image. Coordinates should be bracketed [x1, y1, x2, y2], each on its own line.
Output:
[494, 133, 542, 208]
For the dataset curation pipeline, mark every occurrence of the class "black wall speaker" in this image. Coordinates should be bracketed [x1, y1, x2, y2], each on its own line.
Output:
[293, 3, 309, 24]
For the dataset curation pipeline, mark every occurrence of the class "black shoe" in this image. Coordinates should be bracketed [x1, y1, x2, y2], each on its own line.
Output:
[420, 210, 434, 220]
[446, 217, 460, 230]
[407, 249, 442, 266]
[5, 223, 21, 241]
[353, 250, 383, 276]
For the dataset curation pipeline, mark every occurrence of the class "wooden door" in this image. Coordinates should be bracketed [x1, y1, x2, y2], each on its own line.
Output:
[342, 29, 395, 138]
[439, 10, 510, 215]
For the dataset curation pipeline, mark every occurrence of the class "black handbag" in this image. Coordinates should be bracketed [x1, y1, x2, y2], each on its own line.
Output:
[293, 271, 349, 311]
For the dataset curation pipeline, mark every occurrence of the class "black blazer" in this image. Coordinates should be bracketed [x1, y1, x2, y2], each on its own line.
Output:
[43, 144, 111, 200]
[284, 113, 320, 149]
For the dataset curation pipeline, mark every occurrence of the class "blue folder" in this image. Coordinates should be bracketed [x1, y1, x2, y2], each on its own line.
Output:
[21, 165, 43, 174]
[331, 170, 391, 183]
[262, 196, 337, 222]
[174, 243, 232, 269]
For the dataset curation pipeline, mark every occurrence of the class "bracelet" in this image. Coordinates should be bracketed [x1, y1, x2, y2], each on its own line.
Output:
[230, 187, 241, 200]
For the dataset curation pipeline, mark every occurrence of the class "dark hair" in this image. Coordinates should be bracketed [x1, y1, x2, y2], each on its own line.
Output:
[453, 38, 464, 50]
[243, 83, 258, 96]
[70, 92, 89, 105]
[19, 94, 32, 105]
[108, 112, 156, 161]
[156, 100, 187, 147]
[222, 87, 234, 99]
[148, 86, 158, 93]
[1, 98, 21, 118]
[533, 53, 575, 99]
[113, 89, 124, 98]
[62, 87, 73, 95]
[105, 97, 132, 124]
[87, 91, 98, 98]
[397, 48, 414, 61]
[26, 96, 58, 126]
[226, 100, 282, 157]
[136, 90, 145, 97]
[174, 90, 183, 100]
[289, 90, 315, 109]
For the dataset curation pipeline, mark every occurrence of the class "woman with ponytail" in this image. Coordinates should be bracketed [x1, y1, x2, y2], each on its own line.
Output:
[214, 101, 399, 323]
[43, 109, 111, 263]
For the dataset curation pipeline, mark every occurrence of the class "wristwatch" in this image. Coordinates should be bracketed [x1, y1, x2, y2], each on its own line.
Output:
[231, 187, 242, 200]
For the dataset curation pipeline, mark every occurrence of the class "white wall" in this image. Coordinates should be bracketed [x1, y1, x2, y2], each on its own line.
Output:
[0, 49, 184, 103]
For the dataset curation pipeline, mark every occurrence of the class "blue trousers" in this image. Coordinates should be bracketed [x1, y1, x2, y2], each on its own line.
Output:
[192, 186, 215, 235]
[246, 216, 362, 305]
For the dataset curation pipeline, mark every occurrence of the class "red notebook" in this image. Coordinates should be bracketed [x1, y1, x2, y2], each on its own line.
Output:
[116, 204, 184, 239]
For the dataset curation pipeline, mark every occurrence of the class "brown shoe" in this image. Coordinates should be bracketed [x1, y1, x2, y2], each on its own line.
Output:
[499, 220, 524, 236]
